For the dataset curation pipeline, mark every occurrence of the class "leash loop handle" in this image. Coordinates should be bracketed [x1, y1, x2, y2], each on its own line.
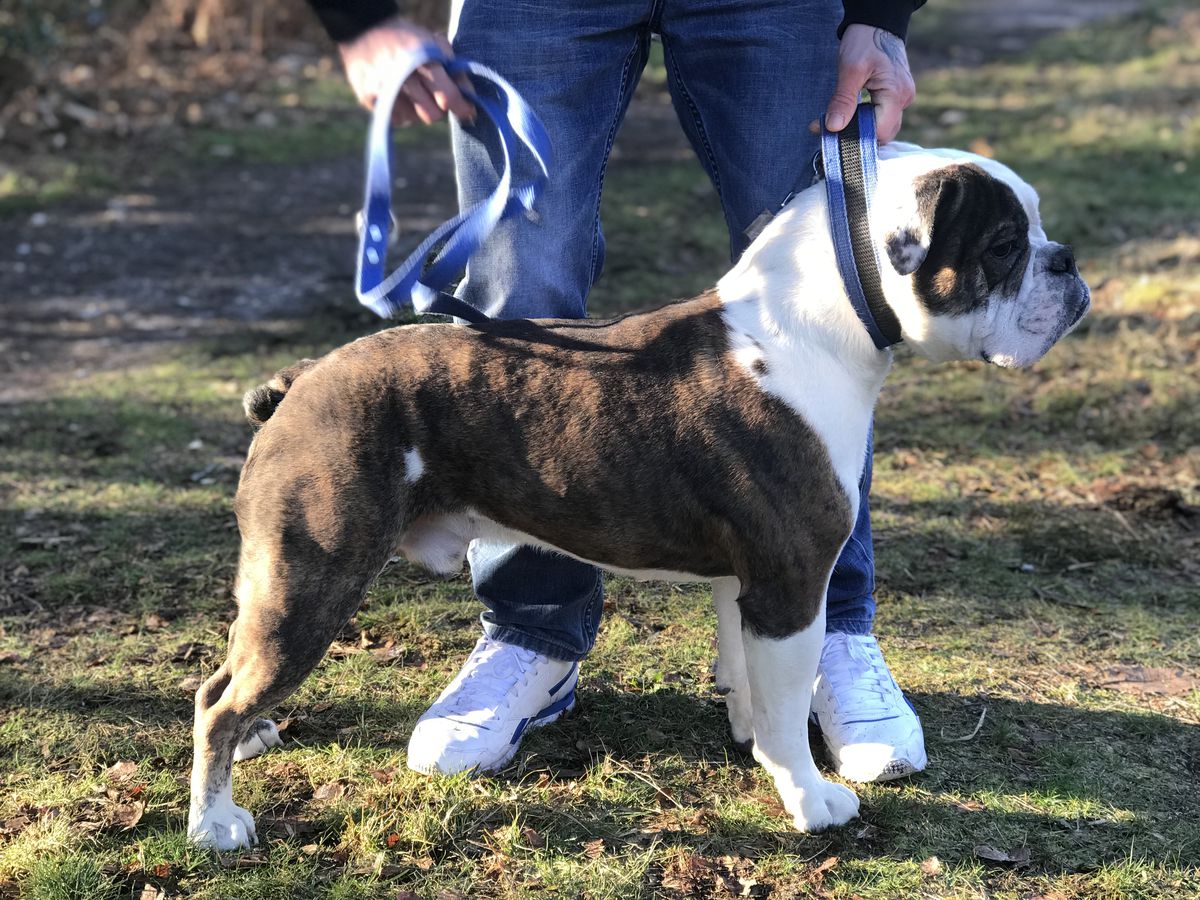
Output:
[355, 45, 551, 323]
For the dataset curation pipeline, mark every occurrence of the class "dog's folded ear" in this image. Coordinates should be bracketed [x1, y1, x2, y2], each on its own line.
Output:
[884, 226, 930, 276]
[879, 163, 978, 277]
[243, 358, 318, 428]
[880, 163, 999, 277]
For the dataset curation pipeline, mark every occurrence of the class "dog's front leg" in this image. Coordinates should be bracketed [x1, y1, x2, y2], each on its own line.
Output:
[740, 593, 859, 832]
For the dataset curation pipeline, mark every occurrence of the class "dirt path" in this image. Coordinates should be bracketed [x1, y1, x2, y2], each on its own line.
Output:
[0, 0, 1140, 403]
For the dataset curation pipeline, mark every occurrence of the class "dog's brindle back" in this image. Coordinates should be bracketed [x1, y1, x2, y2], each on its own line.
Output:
[190, 290, 852, 843]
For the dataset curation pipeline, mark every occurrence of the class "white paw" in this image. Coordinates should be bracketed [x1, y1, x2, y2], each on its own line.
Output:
[188, 800, 258, 850]
[783, 777, 860, 833]
[233, 719, 282, 762]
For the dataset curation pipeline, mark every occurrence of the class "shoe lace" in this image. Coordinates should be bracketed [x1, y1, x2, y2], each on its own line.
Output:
[440, 639, 540, 717]
[821, 636, 901, 721]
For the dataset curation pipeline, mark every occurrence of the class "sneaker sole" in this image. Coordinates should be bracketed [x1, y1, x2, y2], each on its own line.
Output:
[475, 691, 577, 773]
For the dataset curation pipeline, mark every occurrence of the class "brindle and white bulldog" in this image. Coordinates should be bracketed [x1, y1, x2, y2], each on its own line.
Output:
[187, 143, 1090, 849]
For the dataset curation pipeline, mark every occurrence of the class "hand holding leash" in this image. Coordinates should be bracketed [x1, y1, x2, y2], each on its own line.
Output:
[355, 44, 552, 323]
[819, 24, 916, 145]
[337, 16, 475, 125]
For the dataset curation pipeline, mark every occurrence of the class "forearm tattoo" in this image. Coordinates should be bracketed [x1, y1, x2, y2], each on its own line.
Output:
[873, 27, 908, 70]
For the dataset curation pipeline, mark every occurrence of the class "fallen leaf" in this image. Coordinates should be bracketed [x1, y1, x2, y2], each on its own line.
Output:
[138, 885, 164, 900]
[812, 856, 838, 881]
[1, 815, 31, 836]
[143, 613, 168, 631]
[313, 781, 345, 802]
[582, 838, 605, 859]
[112, 801, 145, 830]
[660, 853, 718, 892]
[151, 863, 172, 878]
[386, 833, 401, 848]
[231, 852, 270, 867]
[106, 760, 138, 782]
[921, 855, 943, 876]
[974, 844, 1030, 866]
[968, 137, 995, 158]
[397, 893, 421, 900]
[952, 799, 986, 813]
[522, 826, 545, 848]
[262, 816, 317, 839]
[854, 823, 878, 841]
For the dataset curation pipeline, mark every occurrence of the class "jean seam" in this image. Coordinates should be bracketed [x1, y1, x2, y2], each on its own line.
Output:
[661, 40, 726, 225]
[580, 577, 604, 654]
[587, 37, 646, 287]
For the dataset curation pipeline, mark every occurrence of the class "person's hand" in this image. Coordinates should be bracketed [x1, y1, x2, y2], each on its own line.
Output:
[820, 24, 916, 144]
[337, 16, 474, 126]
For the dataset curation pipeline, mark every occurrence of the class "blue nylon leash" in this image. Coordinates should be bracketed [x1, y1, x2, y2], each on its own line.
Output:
[355, 44, 552, 323]
[820, 103, 903, 349]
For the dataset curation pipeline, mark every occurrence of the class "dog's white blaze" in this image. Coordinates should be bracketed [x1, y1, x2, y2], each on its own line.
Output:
[717, 190, 886, 505]
[404, 448, 425, 483]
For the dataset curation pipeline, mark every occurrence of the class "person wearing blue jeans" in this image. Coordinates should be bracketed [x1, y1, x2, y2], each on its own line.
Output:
[308, 0, 927, 783]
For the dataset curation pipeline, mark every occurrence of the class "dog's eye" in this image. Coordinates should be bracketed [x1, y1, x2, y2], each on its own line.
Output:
[989, 240, 1015, 260]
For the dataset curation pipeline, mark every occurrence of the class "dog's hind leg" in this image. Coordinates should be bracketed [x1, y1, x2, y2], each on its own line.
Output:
[713, 577, 753, 753]
[220, 618, 283, 763]
[188, 537, 392, 850]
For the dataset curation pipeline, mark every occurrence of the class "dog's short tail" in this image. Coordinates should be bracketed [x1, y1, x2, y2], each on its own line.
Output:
[243, 359, 317, 428]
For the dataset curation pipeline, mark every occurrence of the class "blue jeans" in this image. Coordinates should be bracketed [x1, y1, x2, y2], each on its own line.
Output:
[450, 0, 876, 660]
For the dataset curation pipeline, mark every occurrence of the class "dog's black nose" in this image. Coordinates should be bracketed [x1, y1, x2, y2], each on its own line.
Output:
[1049, 244, 1077, 275]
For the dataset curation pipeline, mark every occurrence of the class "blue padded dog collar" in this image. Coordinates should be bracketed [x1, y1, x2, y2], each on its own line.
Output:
[355, 45, 552, 324]
[821, 104, 903, 349]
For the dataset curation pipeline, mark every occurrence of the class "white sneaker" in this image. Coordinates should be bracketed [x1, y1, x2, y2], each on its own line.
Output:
[407, 637, 578, 775]
[810, 633, 927, 783]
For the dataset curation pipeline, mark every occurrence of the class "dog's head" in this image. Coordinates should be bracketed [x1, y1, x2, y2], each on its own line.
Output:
[872, 144, 1090, 367]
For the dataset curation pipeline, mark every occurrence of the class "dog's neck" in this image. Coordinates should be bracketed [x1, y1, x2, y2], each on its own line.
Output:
[718, 187, 893, 376]
[716, 187, 893, 500]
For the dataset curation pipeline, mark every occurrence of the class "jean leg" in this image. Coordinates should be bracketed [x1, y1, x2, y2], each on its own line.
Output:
[449, 0, 651, 660]
[825, 432, 876, 634]
[657, 0, 842, 257]
[659, 0, 877, 632]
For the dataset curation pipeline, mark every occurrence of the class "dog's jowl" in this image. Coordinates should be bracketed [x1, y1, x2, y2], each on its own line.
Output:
[187, 145, 1090, 850]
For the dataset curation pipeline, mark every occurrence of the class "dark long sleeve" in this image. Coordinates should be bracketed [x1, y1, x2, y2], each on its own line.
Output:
[305, 0, 400, 43]
[839, 1, 927, 40]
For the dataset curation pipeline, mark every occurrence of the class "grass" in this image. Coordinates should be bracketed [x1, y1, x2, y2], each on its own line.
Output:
[2, 2, 1199, 897]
